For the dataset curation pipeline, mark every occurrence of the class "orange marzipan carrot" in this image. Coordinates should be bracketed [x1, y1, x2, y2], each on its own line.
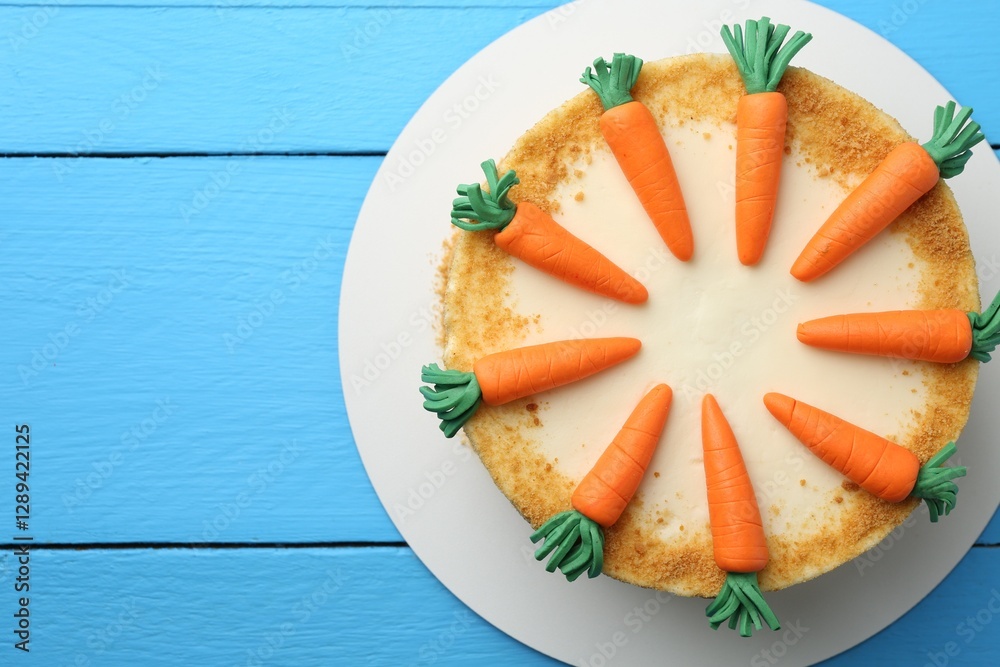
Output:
[572, 384, 673, 527]
[763, 392, 919, 502]
[791, 101, 983, 282]
[797, 310, 972, 363]
[451, 159, 648, 304]
[421, 338, 641, 438]
[600, 101, 694, 261]
[474, 337, 641, 407]
[529, 383, 671, 581]
[735, 93, 787, 266]
[791, 143, 938, 281]
[701, 394, 769, 574]
[721, 18, 812, 266]
[495, 201, 648, 304]
[582, 54, 693, 261]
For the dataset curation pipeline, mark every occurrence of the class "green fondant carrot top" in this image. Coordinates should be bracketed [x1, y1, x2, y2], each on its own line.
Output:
[449, 160, 647, 303]
[792, 101, 984, 282]
[721, 16, 812, 266]
[581, 53, 694, 260]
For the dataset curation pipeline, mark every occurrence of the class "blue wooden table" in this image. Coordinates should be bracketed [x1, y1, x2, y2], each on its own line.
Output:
[1, 0, 998, 664]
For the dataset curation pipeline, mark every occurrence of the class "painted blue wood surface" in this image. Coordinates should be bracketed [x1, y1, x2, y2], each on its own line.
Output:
[3, 152, 997, 546]
[0, 0, 998, 665]
[0, 546, 993, 665]
[978, 510, 1000, 545]
[0, 547, 553, 665]
[0, 1, 996, 154]
[1, 156, 402, 543]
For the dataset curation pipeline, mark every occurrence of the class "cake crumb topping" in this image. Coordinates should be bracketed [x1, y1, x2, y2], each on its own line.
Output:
[436, 53, 978, 597]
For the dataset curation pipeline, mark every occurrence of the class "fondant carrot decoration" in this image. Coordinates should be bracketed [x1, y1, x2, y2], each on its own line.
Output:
[764, 392, 966, 521]
[531, 384, 672, 581]
[420, 337, 641, 438]
[581, 53, 693, 261]
[797, 288, 1000, 362]
[451, 160, 648, 304]
[721, 17, 812, 266]
[701, 394, 779, 637]
[792, 101, 984, 281]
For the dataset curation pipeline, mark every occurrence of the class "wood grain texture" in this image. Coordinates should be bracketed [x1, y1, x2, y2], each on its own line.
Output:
[0, 1, 996, 154]
[0, 546, 993, 665]
[1, 156, 402, 543]
[979, 510, 1000, 545]
[0, 5, 545, 154]
[0, 547, 553, 665]
[825, 546, 1000, 666]
[3, 153, 993, 547]
[0, 0, 998, 664]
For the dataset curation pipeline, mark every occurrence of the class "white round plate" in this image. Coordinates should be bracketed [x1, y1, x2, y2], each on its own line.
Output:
[340, 1, 1000, 664]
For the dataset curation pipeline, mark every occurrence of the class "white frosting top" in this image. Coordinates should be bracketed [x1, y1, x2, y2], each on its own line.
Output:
[505, 119, 927, 546]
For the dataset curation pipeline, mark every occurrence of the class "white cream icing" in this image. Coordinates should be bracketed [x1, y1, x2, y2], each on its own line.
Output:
[505, 119, 928, 545]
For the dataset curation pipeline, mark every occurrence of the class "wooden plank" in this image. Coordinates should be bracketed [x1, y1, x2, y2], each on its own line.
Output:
[2, 153, 997, 546]
[0, 0, 560, 5]
[0, 6, 545, 154]
[0, 545, 993, 664]
[0, 1, 994, 663]
[8, 546, 556, 665]
[0, 2, 996, 154]
[824, 546, 1000, 666]
[0, 156, 402, 543]
[977, 508, 1000, 545]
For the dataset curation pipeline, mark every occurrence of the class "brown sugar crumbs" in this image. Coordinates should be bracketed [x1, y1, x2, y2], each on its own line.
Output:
[439, 54, 979, 599]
